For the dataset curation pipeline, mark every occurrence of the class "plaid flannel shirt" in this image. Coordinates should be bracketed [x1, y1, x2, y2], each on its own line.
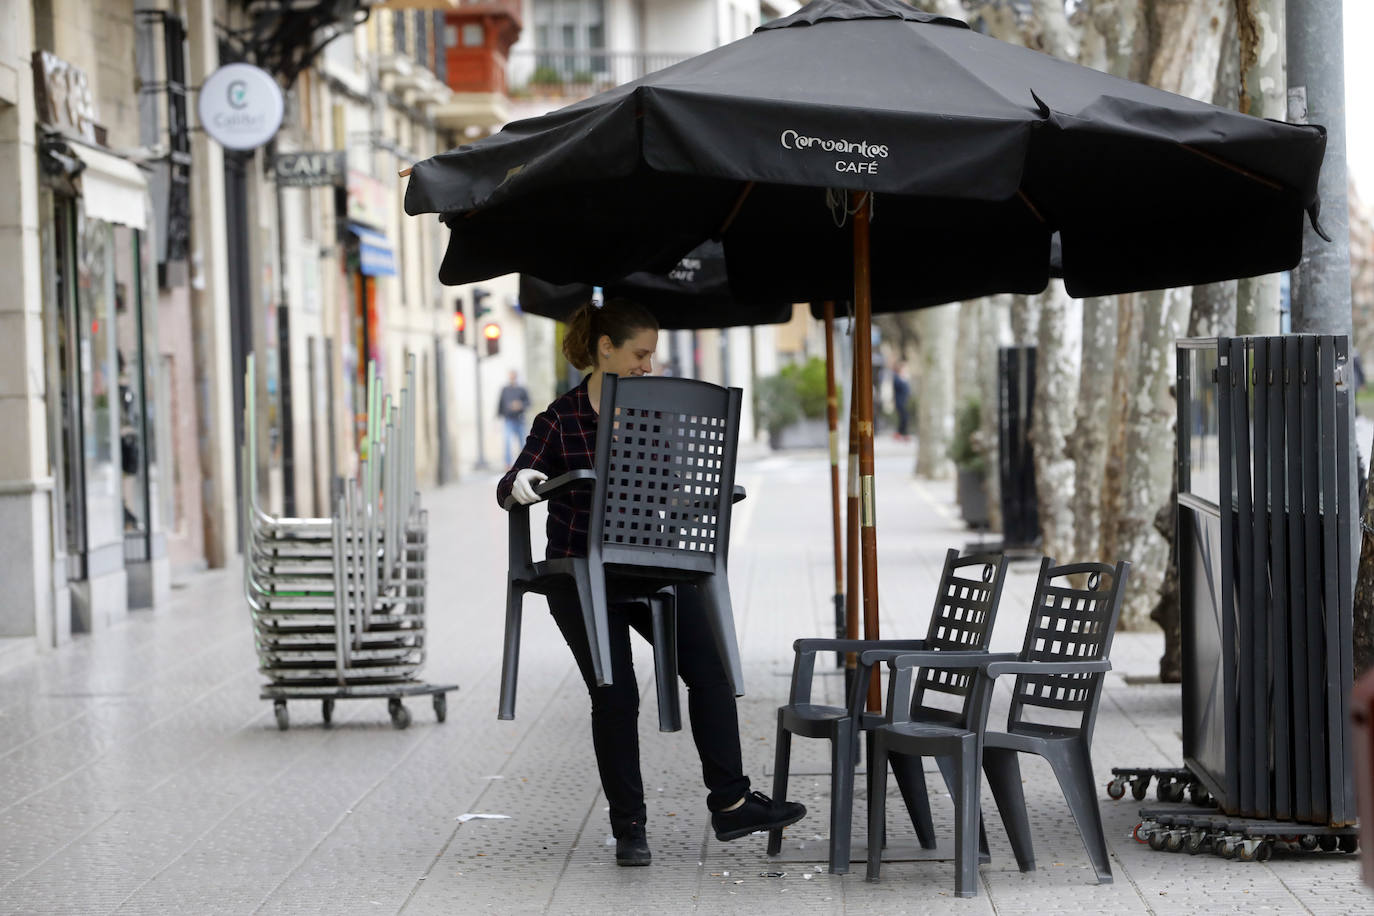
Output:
[496, 376, 597, 559]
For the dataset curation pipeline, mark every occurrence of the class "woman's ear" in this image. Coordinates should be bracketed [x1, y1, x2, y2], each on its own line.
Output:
[598, 334, 613, 358]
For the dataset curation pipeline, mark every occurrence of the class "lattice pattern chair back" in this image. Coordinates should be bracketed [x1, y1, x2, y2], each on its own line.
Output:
[590, 374, 742, 574]
[911, 550, 1010, 726]
[1007, 559, 1128, 740]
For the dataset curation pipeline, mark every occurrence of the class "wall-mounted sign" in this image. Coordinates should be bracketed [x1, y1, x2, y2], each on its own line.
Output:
[273, 150, 348, 187]
[346, 170, 389, 229]
[32, 50, 97, 142]
[198, 63, 283, 151]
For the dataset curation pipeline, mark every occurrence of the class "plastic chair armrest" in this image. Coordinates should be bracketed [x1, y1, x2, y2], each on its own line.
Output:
[985, 658, 1112, 678]
[883, 650, 1017, 671]
[501, 469, 596, 510]
[796, 638, 927, 656]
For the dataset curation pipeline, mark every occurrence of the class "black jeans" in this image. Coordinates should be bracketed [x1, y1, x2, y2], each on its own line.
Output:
[547, 583, 750, 837]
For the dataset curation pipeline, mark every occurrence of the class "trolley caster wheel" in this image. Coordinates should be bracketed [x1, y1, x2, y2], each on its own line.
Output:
[1185, 833, 1210, 855]
[274, 700, 289, 731]
[1340, 835, 1359, 854]
[1133, 822, 1149, 844]
[1298, 835, 1319, 851]
[321, 698, 334, 727]
[1255, 842, 1273, 862]
[388, 698, 411, 730]
[1318, 835, 1339, 853]
[1131, 778, 1150, 801]
[1216, 838, 1236, 859]
[1165, 831, 1186, 853]
[1159, 781, 1184, 803]
[1188, 784, 1211, 806]
[1148, 831, 1166, 852]
[432, 693, 447, 723]
[1107, 779, 1126, 800]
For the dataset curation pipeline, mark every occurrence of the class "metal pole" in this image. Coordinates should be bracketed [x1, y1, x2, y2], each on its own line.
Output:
[472, 327, 489, 471]
[1286, 0, 1352, 337]
[272, 165, 297, 517]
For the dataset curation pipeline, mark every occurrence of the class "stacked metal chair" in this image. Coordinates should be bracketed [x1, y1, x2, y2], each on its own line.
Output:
[242, 354, 454, 730]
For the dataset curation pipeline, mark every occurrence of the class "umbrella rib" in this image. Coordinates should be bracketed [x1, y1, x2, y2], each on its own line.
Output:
[1180, 144, 1283, 192]
[1016, 189, 1046, 224]
[718, 182, 756, 235]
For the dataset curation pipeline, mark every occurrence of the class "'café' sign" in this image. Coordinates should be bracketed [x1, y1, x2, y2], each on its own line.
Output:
[198, 63, 283, 151]
[274, 151, 348, 187]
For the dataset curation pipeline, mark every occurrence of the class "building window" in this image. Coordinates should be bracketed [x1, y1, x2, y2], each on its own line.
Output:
[462, 23, 484, 47]
[532, 0, 605, 78]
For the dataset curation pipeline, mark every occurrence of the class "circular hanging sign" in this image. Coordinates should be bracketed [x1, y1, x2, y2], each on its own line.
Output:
[198, 63, 283, 151]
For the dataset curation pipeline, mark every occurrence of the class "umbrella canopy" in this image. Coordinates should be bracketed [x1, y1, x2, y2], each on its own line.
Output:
[519, 241, 795, 329]
[406, 0, 1325, 305]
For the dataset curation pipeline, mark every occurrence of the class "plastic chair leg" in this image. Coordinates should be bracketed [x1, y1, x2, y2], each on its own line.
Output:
[649, 590, 681, 732]
[865, 735, 890, 881]
[1047, 740, 1113, 884]
[828, 717, 856, 874]
[498, 579, 524, 720]
[890, 751, 937, 850]
[573, 563, 612, 686]
[700, 578, 745, 695]
[767, 712, 791, 857]
[935, 753, 991, 863]
[983, 746, 1036, 872]
[952, 737, 981, 898]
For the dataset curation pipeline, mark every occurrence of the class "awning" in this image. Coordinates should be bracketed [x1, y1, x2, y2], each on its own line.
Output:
[71, 143, 148, 231]
[348, 223, 397, 277]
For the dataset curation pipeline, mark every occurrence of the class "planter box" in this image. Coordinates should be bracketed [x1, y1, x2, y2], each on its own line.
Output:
[956, 466, 990, 529]
[771, 418, 830, 450]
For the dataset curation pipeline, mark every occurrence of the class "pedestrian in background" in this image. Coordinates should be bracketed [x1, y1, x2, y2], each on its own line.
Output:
[497, 370, 530, 467]
[892, 362, 911, 441]
[497, 298, 806, 867]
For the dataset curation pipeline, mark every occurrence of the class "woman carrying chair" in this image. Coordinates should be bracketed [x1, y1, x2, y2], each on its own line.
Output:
[497, 298, 806, 866]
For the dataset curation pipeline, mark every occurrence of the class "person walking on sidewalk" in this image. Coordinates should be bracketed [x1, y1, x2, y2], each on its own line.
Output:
[497, 371, 530, 467]
[892, 362, 911, 441]
[496, 298, 806, 867]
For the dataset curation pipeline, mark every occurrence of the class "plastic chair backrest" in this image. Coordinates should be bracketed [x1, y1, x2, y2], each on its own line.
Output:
[911, 550, 1010, 726]
[589, 374, 742, 576]
[1006, 559, 1129, 741]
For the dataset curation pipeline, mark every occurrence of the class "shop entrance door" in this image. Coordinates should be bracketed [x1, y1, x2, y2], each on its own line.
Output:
[51, 197, 87, 581]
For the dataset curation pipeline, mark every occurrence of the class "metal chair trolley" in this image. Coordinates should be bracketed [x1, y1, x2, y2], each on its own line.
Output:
[241, 354, 456, 730]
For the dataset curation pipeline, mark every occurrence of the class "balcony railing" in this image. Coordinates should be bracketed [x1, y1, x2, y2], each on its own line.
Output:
[507, 48, 693, 100]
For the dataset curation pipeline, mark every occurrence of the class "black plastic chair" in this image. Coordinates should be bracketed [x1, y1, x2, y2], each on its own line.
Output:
[767, 549, 1009, 873]
[864, 557, 1129, 896]
[499, 373, 746, 732]
[980, 559, 1130, 884]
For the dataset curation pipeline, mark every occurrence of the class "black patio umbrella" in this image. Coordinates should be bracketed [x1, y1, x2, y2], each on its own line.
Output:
[405, 0, 1327, 704]
[518, 241, 794, 329]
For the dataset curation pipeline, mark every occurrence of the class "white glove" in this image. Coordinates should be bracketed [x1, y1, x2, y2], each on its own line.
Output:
[512, 468, 549, 505]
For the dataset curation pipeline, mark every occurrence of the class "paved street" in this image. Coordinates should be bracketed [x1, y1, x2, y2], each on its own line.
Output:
[1, 439, 1369, 915]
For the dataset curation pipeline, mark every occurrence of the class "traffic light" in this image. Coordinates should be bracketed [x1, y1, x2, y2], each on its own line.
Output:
[483, 321, 501, 357]
[453, 300, 467, 345]
[473, 286, 492, 319]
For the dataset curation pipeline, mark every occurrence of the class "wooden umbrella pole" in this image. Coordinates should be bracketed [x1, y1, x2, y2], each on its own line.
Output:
[845, 334, 861, 688]
[823, 301, 845, 660]
[851, 190, 881, 713]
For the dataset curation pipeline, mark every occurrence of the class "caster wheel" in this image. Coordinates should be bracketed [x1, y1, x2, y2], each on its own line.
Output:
[1148, 831, 1166, 852]
[1166, 783, 1186, 803]
[389, 698, 411, 730]
[1318, 836, 1339, 853]
[1236, 842, 1256, 863]
[322, 698, 334, 726]
[433, 693, 447, 723]
[1255, 842, 1273, 862]
[1298, 835, 1319, 851]
[1132, 779, 1150, 801]
[1165, 832, 1185, 853]
[274, 700, 289, 731]
[1340, 835, 1359, 854]
[1217, 839, 1236, 859]
[1156, 780, 1172, 802]
[1133, 822, 1149, 844]
[1185, 833, 1209, 855]
[1188, 784, 1211, 806]
[1107, 779, 1126, 801]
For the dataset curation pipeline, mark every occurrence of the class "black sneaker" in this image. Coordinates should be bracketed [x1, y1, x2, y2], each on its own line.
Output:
[712, 791, 807, 842]
[615, 822, 652, 866]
